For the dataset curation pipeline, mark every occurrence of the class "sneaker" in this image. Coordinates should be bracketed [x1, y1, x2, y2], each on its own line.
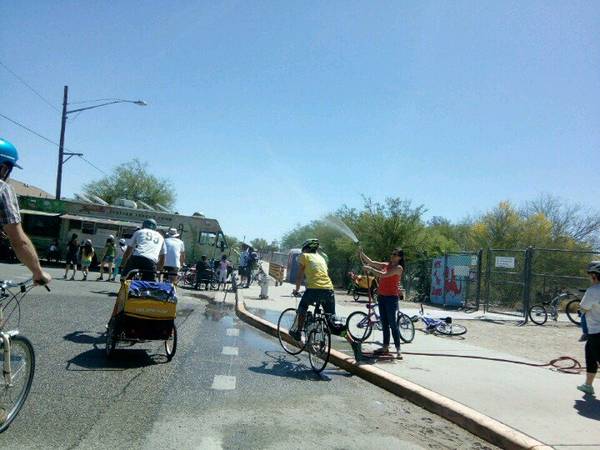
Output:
[83, 274, 87, 281]
[63, 274, 67, 280]
[97, 276, 103, 281]
[577, 384, 595, 395]
[579, 334, 588, 342]
[396, 349, 403, 360]
[289, 330, 302, 342]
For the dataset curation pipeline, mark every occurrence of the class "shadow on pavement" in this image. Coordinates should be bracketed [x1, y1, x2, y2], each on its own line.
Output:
[90, 290, 118, 297]
[248, 350, 351, 382]
[66, 347, 166, 371]
[63, 331, 104, 345]
[574, 395, 600, 421]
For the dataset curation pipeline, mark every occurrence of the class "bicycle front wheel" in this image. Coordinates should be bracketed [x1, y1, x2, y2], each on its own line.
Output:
[565, 299, 581, 325]
[307, 323, 331, 373]
[277, 308, 304, 355]
[528, 304, 548, 326]
[397, 312, 415, 343]
[0, 335, 35, 433]
[346, 311, 372, 343]
[435, 322, 467, 336]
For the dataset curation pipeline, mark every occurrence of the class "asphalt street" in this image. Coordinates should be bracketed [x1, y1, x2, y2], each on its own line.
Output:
[0, 264, 494, 449]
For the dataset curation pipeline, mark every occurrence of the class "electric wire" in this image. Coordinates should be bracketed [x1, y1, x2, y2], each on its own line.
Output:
[0, 112, 107, 175]
[0, 60, 61, 113]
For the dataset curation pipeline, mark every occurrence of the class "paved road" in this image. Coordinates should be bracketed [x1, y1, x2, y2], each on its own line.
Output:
[0, 264, 494, 449]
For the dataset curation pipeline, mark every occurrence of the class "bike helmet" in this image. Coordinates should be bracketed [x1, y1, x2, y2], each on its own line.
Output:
[85, 239, 92, 245]
[0, 138, 22, 169]
[301, 238, 320, 252]
[119, 238, 126, 245]
[587, 261, 600, 275]
[142, 218, 157, 230]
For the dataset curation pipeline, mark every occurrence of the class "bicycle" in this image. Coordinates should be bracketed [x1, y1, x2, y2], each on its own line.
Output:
[410, 303, 467, 336]
[0, 278, 49, 432]
[345, 299, 415, 344]
[276, 292, 332, 373]
[528, 289, 583, 326]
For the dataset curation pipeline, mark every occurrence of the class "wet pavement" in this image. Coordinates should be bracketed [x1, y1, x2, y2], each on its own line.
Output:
[0, 264, 494, 449]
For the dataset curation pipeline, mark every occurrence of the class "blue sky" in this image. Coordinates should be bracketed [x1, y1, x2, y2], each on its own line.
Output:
[1, 1, 599, 242]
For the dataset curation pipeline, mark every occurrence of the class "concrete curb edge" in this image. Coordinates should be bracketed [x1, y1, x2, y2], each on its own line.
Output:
[233, 292, 552, 450]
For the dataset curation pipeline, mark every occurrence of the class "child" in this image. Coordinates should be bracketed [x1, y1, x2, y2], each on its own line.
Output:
[112, 239, 127, 281]
[97, 236, 116, 281]
[80, 240, 95, 281]
[218, 254, 230, 291]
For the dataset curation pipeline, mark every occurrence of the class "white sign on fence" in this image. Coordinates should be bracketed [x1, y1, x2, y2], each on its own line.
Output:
[495, 256, 516, 269]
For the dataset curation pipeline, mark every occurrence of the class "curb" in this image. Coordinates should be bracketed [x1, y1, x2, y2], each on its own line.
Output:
[233, 292, 552, 450]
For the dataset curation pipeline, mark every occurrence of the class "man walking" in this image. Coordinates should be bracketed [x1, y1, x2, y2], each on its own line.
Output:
[162, 228, 185, 283]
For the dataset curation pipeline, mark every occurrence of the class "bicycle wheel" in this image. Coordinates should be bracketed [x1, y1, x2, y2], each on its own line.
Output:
[165, 325, 177, 361]
[434, 321, 467, 336]
[397, 312, 415, 343]
[528, 304, 547, 326]
[105, 317, 117, 357]
[307, 322, 331, 373]
[352, 290, 360, 301]
[566, 299, 582, 325]
[0, 335, 35, 433]
[346, 311, 372, 343]
[277, 308, 304, 355]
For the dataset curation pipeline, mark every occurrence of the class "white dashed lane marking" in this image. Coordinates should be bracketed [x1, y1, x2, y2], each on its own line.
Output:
[226, 328, 239, 337]
[222, 346, 239, 356]
[211, 375, 236, 390]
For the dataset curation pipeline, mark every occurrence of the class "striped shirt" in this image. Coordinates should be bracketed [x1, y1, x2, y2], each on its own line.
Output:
[0, 181, 21, 226]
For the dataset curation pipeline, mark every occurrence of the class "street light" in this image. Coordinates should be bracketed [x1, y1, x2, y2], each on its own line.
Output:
[55, 85, 147, 199]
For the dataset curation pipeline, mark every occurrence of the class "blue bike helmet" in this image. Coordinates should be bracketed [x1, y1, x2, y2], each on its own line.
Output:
[0, 138, 22, 169]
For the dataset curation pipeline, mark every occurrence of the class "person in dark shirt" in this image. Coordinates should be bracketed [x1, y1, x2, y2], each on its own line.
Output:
[194, 255, 209, 290]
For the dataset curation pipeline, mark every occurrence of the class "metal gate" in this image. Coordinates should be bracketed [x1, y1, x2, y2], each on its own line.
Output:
[483, 248, 530, 317]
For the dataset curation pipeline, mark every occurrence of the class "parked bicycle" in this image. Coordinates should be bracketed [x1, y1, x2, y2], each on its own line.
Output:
[276, 292, 332, 373]
[345, 299, 415, 343]
[0, 278, 49, 432]
[410, 304, 467, 336]
[528, 289, 583, 326]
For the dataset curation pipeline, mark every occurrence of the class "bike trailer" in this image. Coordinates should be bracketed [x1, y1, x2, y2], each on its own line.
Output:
[117, 280, 177, 340]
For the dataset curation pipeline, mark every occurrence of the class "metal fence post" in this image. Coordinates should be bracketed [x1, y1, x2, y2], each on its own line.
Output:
[522, 247, 534, 321]
[484, 248, 492, 313]
[476, 248, 483, 311]
[442, 252, 448, 307]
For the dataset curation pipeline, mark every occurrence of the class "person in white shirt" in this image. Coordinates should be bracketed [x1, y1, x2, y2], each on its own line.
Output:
[120, 219, 166, 281]
[577, 261, 600, 396]
[217, 254, 230, 291]
[161, 228, 185, 283]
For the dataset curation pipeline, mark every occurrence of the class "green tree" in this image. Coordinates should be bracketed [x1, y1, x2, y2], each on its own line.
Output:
[83, 159, 176, 209]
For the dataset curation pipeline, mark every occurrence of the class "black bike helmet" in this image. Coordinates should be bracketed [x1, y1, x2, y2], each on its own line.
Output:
[142, 218, 157, 230]
[301, 238, 320, 252]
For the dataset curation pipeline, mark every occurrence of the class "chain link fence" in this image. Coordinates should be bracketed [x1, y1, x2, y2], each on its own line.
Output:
[483, 248, 529, 316]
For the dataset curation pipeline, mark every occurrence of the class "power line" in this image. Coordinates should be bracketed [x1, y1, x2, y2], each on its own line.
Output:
[0, 60, 61, 113]
[0, 111, 107, 176]
[0, 112, 60, 147]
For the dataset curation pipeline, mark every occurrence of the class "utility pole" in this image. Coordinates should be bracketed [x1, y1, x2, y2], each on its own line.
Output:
[55, 85, 68, 200]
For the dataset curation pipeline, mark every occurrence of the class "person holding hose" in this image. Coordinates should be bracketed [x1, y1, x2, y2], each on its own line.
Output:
[359, 248, 405, 359]
[577, 261, 600, 395]
[290, 239, 336, 342]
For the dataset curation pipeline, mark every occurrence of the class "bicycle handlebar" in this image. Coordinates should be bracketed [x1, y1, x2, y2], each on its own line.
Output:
[1, 278, 50, 292]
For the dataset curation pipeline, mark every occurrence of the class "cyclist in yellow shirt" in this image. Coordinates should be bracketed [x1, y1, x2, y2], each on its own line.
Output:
[290, 238, 336, 341]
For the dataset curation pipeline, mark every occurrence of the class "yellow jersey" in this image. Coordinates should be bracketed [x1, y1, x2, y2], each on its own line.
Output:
[299, 253, 334, 290]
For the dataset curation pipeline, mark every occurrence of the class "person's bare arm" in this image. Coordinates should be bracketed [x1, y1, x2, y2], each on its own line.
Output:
[3, 223, 51, 284]
[158, 254, 165, 271]
[294, 264, 305, 293]
[180, 251, 186, 268]
[359, 250, 387, 270]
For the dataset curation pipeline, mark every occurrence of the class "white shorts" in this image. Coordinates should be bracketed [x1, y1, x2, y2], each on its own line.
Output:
[218, 270, 228, 283]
